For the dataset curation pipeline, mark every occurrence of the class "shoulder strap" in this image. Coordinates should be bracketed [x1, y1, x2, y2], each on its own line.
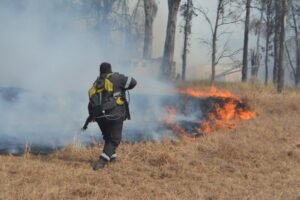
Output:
[104, 73, 114, 92]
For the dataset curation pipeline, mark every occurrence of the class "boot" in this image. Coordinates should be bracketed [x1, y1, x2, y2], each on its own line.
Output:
[110, 154, 117, 163]
[93, 158, 108, 170]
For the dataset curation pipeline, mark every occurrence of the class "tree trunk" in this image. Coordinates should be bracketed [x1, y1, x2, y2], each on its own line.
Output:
[265, 30, 270, 85]
[181, 4, 189, 81]
[212, 30, 217, 83]
[182, 29, 188, 81]
[211, 0, 222, 84]
[264, 0, 272, 85]
[273, 0, 281, 84]
[181, 0, 193, 81]
[277, 0, 287, 93]
[161, 0, 181, 79]
[242, 0, 251, 82]
[252, 3, 264, 79]
[292, 5, 300, 86]
[251, 49, 256, 76]
[143, 0, 157, 59]
[296, 39, 300, 86]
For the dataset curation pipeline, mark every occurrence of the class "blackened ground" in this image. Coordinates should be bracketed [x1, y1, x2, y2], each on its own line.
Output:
[199, 96, 252, 119]
[0, 89, 252, 155]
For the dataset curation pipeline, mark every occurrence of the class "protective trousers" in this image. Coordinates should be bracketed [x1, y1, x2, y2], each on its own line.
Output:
[96, 118, 123, 161]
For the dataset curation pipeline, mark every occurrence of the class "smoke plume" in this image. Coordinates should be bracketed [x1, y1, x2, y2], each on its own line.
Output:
[0, 0, 177, 154]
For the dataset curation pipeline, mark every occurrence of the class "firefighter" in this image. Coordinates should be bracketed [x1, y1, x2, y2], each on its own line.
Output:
[82, 62, 137, 170]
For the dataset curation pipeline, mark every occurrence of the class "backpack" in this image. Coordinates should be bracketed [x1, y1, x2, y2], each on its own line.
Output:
[88, 73, 125, 117]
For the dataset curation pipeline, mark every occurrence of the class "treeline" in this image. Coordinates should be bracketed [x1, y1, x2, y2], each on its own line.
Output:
[6, 0, 300, 92]
[241, 0, 300, 92]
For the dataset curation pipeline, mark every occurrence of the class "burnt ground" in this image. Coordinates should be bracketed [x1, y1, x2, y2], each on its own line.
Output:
[0, 88, 253, 155]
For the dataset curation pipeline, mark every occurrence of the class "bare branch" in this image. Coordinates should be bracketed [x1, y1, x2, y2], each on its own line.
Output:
[218, 19, 243, 26]
[198, 38, 212, 50]
[216, 42, 242, 65]
[196, 7, 214, 35]
[215, 40, 229, 65]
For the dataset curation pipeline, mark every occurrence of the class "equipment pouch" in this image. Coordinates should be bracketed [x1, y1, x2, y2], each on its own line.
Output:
[102, 98, 117, 111]
[124, 101, 131, 120]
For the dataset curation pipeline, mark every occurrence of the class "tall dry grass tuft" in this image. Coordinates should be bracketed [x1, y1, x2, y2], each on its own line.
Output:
[23, 142, 32, 159]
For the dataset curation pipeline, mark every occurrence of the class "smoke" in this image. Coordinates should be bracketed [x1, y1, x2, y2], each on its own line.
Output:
[0, 0, 179, 154]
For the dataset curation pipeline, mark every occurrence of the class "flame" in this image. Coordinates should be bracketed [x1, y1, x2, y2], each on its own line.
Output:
[165, 106, 197, 141]
[177, 86, 238, 100]
[165, 87, 256, 140]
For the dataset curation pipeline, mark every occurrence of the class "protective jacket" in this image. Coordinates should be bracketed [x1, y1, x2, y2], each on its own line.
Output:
[88, 72, 137, 121]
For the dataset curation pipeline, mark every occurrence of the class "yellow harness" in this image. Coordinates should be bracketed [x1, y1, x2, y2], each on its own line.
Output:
[88, 73, 125, 106]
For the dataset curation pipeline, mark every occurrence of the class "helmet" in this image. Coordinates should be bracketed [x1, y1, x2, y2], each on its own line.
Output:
[100, 62, 112, 75]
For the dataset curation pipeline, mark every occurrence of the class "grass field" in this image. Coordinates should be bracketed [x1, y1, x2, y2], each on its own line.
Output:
[1, 83, 300, 200]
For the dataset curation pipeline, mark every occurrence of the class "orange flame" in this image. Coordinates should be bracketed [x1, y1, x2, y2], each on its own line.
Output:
[177, 86, 238, 100]
[165, 87, 256, 140]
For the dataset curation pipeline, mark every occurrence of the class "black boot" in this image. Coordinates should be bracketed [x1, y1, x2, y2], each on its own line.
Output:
[110, 153, 117, 163]
[93, 158, 108, 170]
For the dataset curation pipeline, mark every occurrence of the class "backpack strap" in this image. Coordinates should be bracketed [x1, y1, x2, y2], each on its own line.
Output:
[104, 73, 114, 92]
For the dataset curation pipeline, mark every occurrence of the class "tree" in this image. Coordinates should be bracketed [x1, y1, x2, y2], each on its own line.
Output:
[277, 0, 288, 93]
[77, 0, 145, 58]
[180, 0, 197, 81]
[290, 0, 300, 86]
[198, 0, 242, 83]
[95, 0, 118, 47]
[161, 0, 182, 79]
[143, 0, 157, 59]
[273, 0, 281, 84]
[79, 0, 123, 53]
[119, 0, 145, 58]
[251, 1, 265, 79]
[264, 0, 274, 85]
[242, 0, 251, 82]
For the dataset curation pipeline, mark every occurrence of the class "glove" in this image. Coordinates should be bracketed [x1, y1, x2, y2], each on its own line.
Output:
[81, 125, 88, 132]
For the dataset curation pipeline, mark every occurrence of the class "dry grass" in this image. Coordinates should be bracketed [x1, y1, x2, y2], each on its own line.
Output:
[1, 83, 300, 200]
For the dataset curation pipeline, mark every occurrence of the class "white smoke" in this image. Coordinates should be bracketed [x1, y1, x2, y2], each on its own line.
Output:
[0, 0, 177, 153]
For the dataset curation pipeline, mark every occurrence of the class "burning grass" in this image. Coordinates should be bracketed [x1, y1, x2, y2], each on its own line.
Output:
[166, 86, 256, 139]
[1, 83, 300, 200]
